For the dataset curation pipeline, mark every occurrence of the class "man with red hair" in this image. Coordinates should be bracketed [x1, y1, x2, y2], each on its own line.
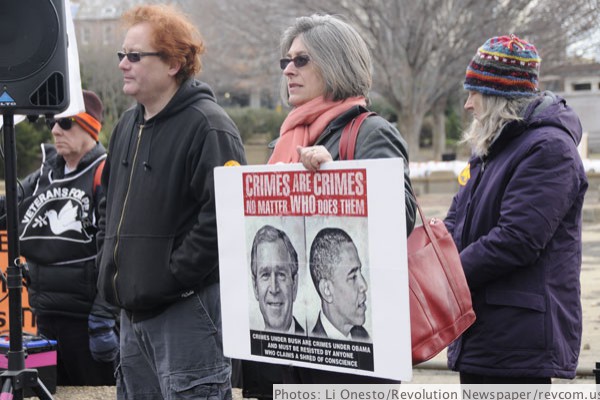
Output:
[96, 3, 246, 399]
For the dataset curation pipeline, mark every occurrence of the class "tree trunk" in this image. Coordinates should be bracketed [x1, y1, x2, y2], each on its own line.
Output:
[398, 108, 425, 161]
[432, 99, 447, 161]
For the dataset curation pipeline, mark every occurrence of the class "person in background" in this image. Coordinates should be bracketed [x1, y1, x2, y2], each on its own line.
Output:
[256, 13, 416, 386]
[445, 34, 588, 384]
[309, 227, 370, 341]
[96, 4, 246, 399]
[0, 89, 117, 386]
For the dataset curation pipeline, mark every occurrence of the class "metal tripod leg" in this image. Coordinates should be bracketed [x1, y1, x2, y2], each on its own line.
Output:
[29, 377, 53, 400]
[0, 377, 12, 399]
[0, 115, 55, 400]
[0, 370, 54, 400]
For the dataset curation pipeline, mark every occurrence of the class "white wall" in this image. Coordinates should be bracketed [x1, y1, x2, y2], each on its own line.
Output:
[557, 84, 600, 153]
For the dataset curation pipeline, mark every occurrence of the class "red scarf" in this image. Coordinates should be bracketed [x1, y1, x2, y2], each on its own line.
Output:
[268, 96, 366, 164]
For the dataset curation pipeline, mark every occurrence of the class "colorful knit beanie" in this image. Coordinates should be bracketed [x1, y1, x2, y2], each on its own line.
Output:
[464, 34, 541, 98]
[73, 90, 103, 142]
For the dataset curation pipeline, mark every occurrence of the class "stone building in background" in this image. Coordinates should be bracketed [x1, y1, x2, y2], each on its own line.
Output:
[541, 63, 600, 155]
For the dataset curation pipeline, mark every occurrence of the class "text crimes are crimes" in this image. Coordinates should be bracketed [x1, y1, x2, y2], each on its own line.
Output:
[244, 170, 366, 198]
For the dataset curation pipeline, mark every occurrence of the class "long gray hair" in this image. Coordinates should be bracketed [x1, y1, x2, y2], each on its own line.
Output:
[279, 14, 372, 105]
[462, 95, 533, 157]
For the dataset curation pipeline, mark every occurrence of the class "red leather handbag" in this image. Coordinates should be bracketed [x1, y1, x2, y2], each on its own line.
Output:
[406, 205, 475, 365]
[339, 111, 476, 365]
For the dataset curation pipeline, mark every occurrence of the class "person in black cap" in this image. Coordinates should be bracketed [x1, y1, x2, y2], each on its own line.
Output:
[0, 89, 118, 386]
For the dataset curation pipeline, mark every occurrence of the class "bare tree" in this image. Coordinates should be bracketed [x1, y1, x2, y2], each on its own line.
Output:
[79, 45, 133, 143]
[90, 0, 598, 157]
[179, 0, 291, 107]
[287, 0, 598, 154]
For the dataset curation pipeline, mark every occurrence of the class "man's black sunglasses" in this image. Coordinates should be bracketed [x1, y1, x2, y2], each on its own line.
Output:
[279, 55, 311, 70]
[46, 117, 76, 131]
[117, 51, 162, 63]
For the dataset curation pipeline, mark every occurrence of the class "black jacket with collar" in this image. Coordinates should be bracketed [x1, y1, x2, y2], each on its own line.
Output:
[97, 79, 247, 317]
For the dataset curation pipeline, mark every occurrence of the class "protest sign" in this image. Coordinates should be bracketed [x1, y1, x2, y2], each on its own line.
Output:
[215, 159, 411, 381]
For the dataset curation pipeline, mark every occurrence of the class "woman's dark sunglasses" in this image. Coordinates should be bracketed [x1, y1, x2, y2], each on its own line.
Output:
[46, 117, 76, 131]
[279, 55, 311, 70]
[117, 51, 161, 63]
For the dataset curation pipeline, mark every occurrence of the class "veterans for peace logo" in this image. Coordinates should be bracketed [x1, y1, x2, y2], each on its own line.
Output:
[20, 187, 93, 243]
[458, 163, 471, 186]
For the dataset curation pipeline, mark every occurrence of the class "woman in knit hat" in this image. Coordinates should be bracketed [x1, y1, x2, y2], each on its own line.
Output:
[0, 89, 119, 386]
[445, 35, 588, 384]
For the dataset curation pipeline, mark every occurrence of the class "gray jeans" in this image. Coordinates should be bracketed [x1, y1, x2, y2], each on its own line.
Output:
[117, 283, 232, 400]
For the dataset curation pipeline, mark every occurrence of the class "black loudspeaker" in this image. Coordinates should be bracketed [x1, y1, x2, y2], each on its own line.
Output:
[0, 0, 70, 115]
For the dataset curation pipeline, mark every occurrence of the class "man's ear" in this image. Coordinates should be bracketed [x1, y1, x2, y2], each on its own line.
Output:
[252, 277, 259, 301]
[292, 274, 299, 302]
[168, 61, 181, 78]
[318, 279, 333, 304]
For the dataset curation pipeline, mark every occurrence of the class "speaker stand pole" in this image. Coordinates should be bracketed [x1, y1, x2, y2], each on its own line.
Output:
[0, 114, 53, 400]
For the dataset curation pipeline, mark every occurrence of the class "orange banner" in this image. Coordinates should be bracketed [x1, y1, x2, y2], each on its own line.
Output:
[0, 232, 37, 334]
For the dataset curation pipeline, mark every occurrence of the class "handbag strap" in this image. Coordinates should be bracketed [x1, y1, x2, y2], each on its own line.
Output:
[338, 112, 469, 310]
[339, 111, 376, 160]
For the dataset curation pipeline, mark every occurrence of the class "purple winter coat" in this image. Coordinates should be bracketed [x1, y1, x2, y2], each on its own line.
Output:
[444, 92, 588, 379]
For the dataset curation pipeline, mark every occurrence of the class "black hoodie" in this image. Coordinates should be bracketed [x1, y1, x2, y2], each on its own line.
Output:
[97, 79, 246, 318]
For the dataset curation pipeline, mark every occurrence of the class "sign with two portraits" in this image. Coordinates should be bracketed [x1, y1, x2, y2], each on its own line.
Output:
[215, 159, 412, 381]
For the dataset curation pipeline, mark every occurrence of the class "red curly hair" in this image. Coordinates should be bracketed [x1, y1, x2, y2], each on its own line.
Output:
[121, 4, 205, 84]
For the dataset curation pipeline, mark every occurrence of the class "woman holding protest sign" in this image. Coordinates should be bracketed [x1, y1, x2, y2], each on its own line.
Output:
[269, 13, 416, 231]
[238, 13, 417, 389]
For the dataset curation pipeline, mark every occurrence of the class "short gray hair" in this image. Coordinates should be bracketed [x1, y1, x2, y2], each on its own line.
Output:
[279, 14, 373, 105]
[462, 95, 534, 157]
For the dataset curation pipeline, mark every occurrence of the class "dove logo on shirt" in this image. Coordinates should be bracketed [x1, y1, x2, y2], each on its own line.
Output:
[45, 200, 83, 235]
[20, 187, 93, 244]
